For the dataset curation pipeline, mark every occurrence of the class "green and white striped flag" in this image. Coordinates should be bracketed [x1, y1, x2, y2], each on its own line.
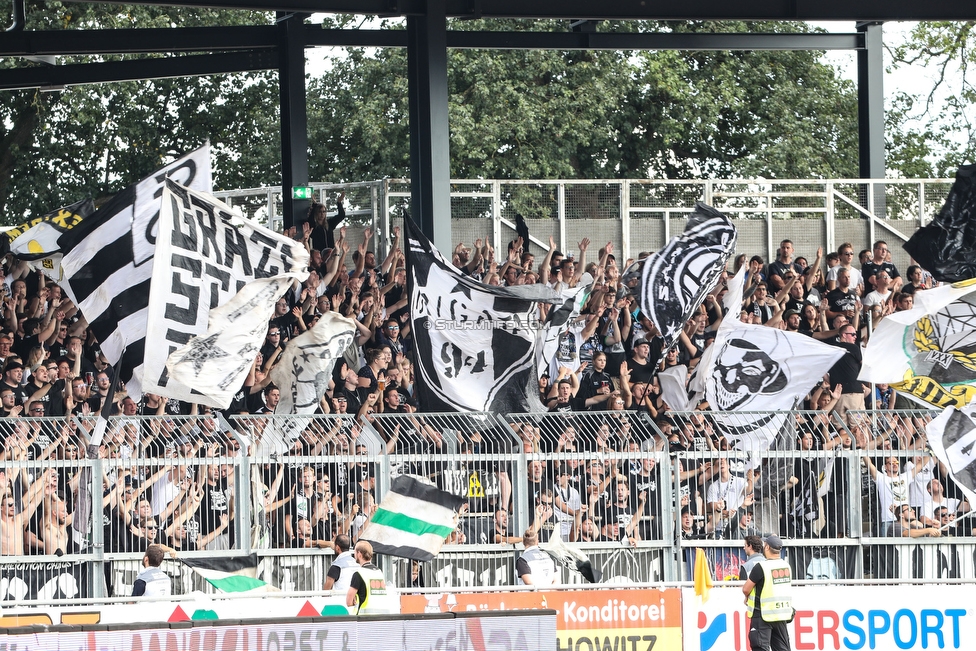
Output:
[182, 554, 274, 593]
[360, 475, 465, 561]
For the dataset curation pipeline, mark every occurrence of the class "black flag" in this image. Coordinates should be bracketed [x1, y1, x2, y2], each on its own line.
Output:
[904, 164, 976, 282]
[515, 213, 531, 255]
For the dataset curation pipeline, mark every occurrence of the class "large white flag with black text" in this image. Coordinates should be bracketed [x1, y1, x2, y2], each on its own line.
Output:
[405, 218, 562, 413]
[145, 180, 308, 404]
[57, 146, 212, 399]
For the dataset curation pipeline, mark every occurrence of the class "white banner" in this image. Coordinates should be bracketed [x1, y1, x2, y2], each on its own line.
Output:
[144, 181, 308, 403]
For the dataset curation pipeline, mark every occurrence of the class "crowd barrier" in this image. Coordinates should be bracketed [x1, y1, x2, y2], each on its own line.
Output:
[1, 584, 970, 651]
[0, 409, 972, 601]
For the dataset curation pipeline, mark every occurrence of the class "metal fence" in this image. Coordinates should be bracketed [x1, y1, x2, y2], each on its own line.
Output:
[0, 409, 972, 601]
[214, 177, 953, 273]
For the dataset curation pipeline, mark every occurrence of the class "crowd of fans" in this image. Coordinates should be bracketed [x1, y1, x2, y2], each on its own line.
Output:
[0, 193, 970, 565]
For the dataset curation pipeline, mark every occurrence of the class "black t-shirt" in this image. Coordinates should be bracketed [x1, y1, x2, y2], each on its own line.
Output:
[547, 395, 587, 413]
[861, 261, 900, 294]
[627, 357, 656, 384]
[828, 340, 863, 394]
[825, 288, 858, 316]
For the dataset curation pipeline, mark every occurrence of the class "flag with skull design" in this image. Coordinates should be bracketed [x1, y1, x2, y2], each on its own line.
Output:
[704, 323, 844, 452]
[404, 218, 563, 412]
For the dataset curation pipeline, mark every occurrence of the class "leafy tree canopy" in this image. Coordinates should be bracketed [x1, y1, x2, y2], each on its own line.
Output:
[0, 11, 944, 224]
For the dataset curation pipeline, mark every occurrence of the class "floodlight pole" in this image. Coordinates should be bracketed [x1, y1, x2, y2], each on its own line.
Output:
[278, 11, 311, 230]
[407, 0, 453, 251]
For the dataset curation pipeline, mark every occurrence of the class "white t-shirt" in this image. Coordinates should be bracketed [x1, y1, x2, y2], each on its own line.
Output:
[906, 459, 936, 508]
[553, 484, 581, 541]
[863, 289, 892, 312]
[875, 471, 912, 523]
[705, 476, 748, 513]
[826, 265, 863, 290]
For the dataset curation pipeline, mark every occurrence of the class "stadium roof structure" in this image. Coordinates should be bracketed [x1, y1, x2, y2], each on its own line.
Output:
[4, 1, 975, 248]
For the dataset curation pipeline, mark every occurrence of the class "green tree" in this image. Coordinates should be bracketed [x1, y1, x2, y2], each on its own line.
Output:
[0, 3, 281, 223]
[890, 21, 976, 175]
[311, 19, 878, 184]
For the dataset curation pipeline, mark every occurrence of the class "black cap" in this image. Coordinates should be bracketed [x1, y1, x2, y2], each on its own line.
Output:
[763, 534, 783, 551]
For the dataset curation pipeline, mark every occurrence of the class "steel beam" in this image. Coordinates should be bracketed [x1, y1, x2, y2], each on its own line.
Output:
[0, 25, 277, 56]
[70, 0, 976, 21]
[278, 13, 310, 231]
[857, 22, 885, 215]
[0, 50, 278, 90]
[407, 1, 452, 250]
[0, 27, 863, 58]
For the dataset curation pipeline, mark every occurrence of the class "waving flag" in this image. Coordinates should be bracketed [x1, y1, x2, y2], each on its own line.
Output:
[633, 202, 736, 359]
[405, 218, 562, 413]
[270, 312, 357, 414]
[57, 146, 212, 400]
[860, 279, 976, 408]
[904, 164, 976, 283]
[268, 312, 356, 444]
[182, 554, 273, 593]
[360, 475, 465, 562]
[703, 324, 843, 452]
[167, 278, 293, 408]
[1, 198, 94, 280]
[925, 402, 976, 508]
[145, 181, 307, 404]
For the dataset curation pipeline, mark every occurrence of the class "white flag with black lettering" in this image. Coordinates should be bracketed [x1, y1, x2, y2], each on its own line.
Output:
[145, 181, 308, 404]
[57, 146, 212, 399]
[167, 277, 293, 408]
[405, 218, 562, 413]
[925, 402, 976, 508]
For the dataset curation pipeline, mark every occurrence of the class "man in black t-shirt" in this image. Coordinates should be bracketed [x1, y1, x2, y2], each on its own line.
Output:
[824, 269, 859, 323]
[828, 325, 866, 445]
[861, 240, 901, 296]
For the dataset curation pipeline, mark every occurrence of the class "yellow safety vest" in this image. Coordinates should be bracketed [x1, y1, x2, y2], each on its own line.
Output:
[745, 558, 793, 622]
[353, 566, 393, 615]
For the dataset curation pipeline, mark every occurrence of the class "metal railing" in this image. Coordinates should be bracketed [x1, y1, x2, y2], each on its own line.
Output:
[0, 408, 972, 601]
[214, 177, 953, 272]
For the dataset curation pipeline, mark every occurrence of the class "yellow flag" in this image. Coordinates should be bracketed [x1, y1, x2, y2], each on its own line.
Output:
[694, 548, 713, 603]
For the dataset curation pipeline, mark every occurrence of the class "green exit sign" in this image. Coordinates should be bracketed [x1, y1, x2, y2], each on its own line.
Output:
[292, 186, 313, 200]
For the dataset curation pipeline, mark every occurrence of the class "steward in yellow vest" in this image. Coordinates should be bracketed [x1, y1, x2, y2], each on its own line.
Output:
[741, 534, 794, 651]
[346, 540, 398, 615]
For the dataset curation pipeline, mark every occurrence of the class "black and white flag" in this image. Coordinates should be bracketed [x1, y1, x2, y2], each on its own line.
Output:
[703, 323, 843, 453]
[926, 402, 976, 507]
[57, 146, 212, 399]
[405, 218, 562, 413]
[270, 311, 357, 415]
[167, 277, 293, 408]
[633, 202, 736, 358]
[146, 181, 308, 404]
